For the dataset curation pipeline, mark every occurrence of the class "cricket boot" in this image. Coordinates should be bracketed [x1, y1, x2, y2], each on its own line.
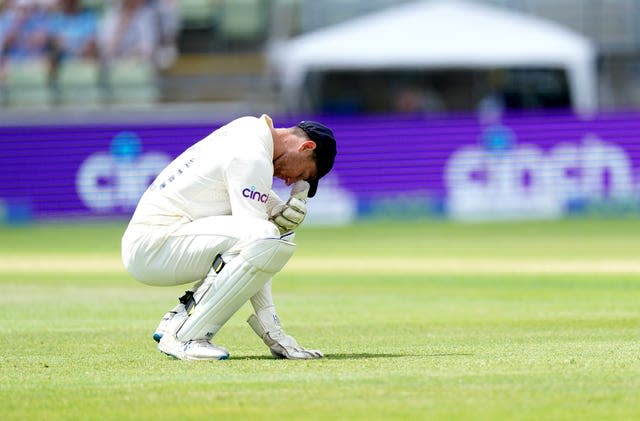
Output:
[152, 304, 185, 343]
[152, 290, 198, 343]
[152, 268, 221, 342]
[158, 334, 229, 361]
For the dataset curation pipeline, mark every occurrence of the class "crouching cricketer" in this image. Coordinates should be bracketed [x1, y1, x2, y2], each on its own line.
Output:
[121, 115, 337, 360]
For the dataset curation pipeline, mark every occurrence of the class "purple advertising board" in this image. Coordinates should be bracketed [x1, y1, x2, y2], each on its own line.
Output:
[1, 111, 640, 224]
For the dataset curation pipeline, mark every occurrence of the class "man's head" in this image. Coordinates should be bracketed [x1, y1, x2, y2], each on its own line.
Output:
[296, 121, 336, 197]
[273, 121, 336, 198]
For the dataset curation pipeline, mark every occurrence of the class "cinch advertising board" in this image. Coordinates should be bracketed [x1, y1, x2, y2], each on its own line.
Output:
[2, 112, 640, 224]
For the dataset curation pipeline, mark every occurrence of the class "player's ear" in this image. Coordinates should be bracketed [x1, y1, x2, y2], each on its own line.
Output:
[299, 140, 316, 152]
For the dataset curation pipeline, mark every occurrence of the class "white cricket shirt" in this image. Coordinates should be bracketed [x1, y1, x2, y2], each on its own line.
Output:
[129, 114, 275, 226]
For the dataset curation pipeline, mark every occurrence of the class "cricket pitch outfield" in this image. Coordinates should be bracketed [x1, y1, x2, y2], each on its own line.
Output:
[1, 219, 639, 420]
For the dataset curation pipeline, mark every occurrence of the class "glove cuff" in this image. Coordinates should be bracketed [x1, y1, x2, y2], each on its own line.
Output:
[247, 306, 286, 345]
[257, 306, 281, 331]
[247, 314, 268, 340]
[247, 314, 280, 347]
[265, 190, 286, 214]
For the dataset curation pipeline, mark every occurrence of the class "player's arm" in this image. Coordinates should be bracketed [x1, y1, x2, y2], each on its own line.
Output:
[225, 155, 273, 220]
[248, 183, 319, 358]
[226, 154, 309, 231]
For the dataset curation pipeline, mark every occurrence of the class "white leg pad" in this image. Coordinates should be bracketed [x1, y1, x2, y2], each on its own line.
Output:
[176, 237, 296, 341]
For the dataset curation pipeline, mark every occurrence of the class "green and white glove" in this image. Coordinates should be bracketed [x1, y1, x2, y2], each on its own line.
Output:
[269, 181, 309, 234]
[247, 307, 324, 359]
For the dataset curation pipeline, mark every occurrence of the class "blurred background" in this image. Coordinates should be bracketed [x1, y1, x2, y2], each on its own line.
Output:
[1, 0, 640, 226]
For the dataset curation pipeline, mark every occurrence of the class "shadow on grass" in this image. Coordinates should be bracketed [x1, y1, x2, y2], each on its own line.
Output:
[327, 353, 411, 360]
[230, 352, 473, 361]
[327, 352, 473, 359]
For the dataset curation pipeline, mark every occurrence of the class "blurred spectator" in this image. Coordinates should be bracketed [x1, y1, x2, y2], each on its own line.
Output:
[37, 0, 56, 13]
[0, 1, 8, 56]
[44, 0, 98, 103]
[477, 70, 507, 123]
[393, 87, 425, 113]
[97, 0, 161, 103]
[47, 0, 97, 61]
[97, 0, 158, 64]
[393, 85, 444, 113]
[0, 0, 50, 97]
[152, 0, 179, 69]
[0, 0, 49, 59]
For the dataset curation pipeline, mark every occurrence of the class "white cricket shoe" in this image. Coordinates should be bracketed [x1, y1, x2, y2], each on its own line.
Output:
[158, 335, 229, 361]
[152, 304, 188, 343]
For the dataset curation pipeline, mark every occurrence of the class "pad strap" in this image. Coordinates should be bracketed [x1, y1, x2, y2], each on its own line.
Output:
[212, 254, 225, 273]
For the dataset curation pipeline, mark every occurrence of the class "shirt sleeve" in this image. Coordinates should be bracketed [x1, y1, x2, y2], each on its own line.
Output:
[225, 154, 273, 220]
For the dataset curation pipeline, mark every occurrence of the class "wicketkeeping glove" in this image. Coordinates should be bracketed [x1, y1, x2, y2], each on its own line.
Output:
[269, 180, 310, 234]
[247, 308, 324, 359]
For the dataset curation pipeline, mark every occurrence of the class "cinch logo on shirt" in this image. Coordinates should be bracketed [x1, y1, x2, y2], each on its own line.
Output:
[242, 186, 269, 203]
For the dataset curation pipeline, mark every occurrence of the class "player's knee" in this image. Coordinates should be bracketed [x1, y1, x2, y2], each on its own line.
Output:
[241, 237, 296, 273]
[253, 219, 281, 239]
[218, 218, 286, 267]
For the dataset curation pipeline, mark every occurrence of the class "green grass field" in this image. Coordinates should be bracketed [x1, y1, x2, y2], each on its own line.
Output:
[1, 218, 639, 420]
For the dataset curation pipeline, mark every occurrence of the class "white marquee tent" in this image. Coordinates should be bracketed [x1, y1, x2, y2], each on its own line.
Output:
[269, 0, 597, 113]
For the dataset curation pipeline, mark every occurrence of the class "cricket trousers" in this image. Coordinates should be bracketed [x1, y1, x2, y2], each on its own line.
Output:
[121, 215, 281, 286]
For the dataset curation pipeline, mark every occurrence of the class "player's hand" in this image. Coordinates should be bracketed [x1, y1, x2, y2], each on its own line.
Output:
[269, 181, 310, 234]
[266, 331, 324, 359]
[247, 314, 324, 359]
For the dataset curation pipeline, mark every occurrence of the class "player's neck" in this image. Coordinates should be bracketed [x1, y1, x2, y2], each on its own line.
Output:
[271, 128, 287, 161]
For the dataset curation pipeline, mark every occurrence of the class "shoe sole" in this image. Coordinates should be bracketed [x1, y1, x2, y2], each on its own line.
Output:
[159, 349, 229, 361]
[157, 343, 229, 361]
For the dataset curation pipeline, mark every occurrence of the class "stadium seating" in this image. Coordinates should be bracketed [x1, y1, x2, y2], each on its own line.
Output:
[54, 59, 101, 107]
[102, 59, 160, 105]
[218, 0, 266, 45]
[80, 0, 103, 10]
[1, 59, 51, 108]
[180, 0, 222, 29]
